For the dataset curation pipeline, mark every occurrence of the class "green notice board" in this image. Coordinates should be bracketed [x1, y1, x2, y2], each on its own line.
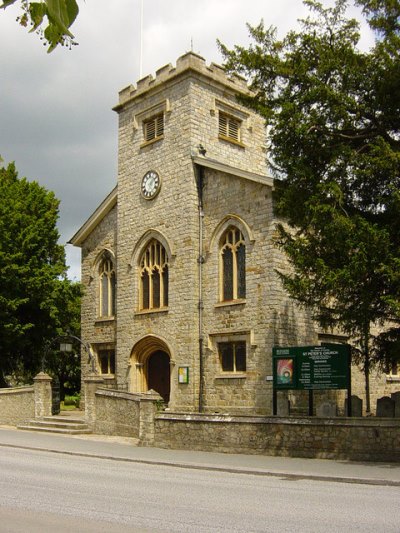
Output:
[273, 344, 350, 391]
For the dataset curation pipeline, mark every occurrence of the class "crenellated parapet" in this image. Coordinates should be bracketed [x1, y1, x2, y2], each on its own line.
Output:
[114, 51, 249, 111]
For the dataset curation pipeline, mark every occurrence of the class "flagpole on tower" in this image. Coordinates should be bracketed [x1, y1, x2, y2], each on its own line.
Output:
[139, 0, 144, 78]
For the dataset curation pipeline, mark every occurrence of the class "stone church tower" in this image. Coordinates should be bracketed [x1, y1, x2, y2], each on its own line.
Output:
[71, 52, 318, 415]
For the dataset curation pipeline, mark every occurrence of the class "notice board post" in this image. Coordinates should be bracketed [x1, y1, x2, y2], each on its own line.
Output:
[272, 344, 351, 416]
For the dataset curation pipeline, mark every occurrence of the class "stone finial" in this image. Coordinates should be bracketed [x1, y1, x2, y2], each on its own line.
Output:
[33, 372, 52, 382]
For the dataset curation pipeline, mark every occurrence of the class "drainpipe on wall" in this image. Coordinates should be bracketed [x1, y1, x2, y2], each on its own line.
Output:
[194, 161, 205, 412]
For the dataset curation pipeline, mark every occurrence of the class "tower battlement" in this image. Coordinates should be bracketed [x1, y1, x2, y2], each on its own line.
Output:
[114, 52, 249, 111]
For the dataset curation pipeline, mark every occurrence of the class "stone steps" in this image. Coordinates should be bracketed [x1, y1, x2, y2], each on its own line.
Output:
[18, 415, 91, 435]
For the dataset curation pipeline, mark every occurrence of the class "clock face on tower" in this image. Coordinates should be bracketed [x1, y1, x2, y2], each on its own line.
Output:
[141, 170, 161, 200]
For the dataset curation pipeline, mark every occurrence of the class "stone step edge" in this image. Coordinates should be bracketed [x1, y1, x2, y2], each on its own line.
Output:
[42, 416, 87, 424]
[17, 425, 92, 435]
[21, 420, 90, 430]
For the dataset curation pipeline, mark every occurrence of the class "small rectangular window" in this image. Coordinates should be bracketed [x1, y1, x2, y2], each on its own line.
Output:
[143, 113, 164, 143]
[98, 349, 115, 375]
[385, 358, 398, 376]
[219, 112, 241, 143]
[219, 341, 246, 373]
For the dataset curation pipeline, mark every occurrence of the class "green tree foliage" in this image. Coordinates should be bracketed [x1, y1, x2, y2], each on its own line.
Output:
[44, 280, 82, 398]
[220, 0, 400, 412]
[0, 160, 81, 387]
[0, 0, 79, 51]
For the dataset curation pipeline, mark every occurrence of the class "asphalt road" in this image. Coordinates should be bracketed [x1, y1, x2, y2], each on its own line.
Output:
[0, 446, 399, 533]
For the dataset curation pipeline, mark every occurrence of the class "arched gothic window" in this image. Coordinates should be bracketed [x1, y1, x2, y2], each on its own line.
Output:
[98, 254, 116, 318]
[139, 240, 169, 310]
[220, 227, 246, 301]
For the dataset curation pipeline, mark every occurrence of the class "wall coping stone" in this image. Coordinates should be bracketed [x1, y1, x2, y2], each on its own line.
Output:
[156, 412, 400, 428]
[0, 386, 34, 395]
[95, 388, 141, 402]
[95, 388, 162, 403]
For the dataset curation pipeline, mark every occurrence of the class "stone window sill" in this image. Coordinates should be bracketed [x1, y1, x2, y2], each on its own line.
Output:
[215, 373, 246, 380]
[140, 136, 164, 149]
[215, 299, 246, 309]
[95, 317, 115, 325]
[386, 375, 400, 383]
[135, 307, 169, 316]
[218, 135, 245, 149]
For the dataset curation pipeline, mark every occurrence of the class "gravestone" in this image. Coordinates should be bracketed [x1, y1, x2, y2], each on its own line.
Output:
[344, 395, 363, 417]
[391, 391, 400, 418]
[316, 401, 337, 417]
[376, 396, 395, 417]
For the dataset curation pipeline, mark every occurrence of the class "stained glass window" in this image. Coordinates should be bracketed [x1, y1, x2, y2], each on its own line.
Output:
[163, 266, 169, 307]
[237, 243, 246, 299]
[99, 255, 115, 318]
[141, 270, 150, 310]
[222, 247, 233, 301]
[139, 240, 169, 310]
[220, 227, 246, 301]
[152, 268, 161, 308]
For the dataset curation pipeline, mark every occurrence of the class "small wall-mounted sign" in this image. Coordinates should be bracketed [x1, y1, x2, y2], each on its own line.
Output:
[178, 366, 189, 384]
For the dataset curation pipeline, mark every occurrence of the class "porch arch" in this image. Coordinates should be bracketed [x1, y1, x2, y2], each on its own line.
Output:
[130, 335, 173, 403]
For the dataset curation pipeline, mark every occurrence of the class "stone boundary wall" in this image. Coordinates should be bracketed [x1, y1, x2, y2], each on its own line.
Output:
[92, 388, 162, 443]
[154, 412, 400, 462]
[93, 389, 141, 438]
[0, 386, 34, 425]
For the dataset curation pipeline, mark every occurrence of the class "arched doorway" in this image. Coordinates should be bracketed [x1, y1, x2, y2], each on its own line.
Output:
[147, 350, 170, 403]
[130, 335, 172, 405]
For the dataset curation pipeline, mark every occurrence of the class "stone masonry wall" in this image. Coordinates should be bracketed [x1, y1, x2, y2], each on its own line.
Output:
[81, 204, 117, 386]
[0, 386, 34, 425]
[93, 389, 140, 438]
[115, 68, 200, 411]
[154, 412, 400, 462]
[201, 168, 317, 415]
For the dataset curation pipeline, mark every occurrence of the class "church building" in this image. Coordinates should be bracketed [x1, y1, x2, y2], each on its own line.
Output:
[70, 52, 397, 415]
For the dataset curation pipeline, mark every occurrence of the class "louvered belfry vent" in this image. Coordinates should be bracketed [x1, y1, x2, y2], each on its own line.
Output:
[219, 112, 241, 142]
[144, 113, 164, 142]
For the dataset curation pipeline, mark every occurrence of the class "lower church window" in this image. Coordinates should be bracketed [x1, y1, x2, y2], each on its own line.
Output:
[98, 348, 115, 375]
[385, 358, 398, 376]
[218, 341, 246, 372]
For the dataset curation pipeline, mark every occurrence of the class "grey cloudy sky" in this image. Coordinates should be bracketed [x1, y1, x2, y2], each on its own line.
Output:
[0, 1, 371, 280]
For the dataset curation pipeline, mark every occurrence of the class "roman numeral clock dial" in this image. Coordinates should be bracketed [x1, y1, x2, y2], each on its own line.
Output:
[141, 170, 161, 200]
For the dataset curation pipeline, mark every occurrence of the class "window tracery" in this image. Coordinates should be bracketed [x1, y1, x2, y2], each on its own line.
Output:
[220, 227, 246, 301]
[139, 240, 169, 310]
[98, 254, 115, 318]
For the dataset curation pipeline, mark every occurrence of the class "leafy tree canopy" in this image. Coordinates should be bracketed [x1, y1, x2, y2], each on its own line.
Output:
[0, 0, 79, 51]
[220, 0, 400, 411]
[0, 159, 81, 387]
